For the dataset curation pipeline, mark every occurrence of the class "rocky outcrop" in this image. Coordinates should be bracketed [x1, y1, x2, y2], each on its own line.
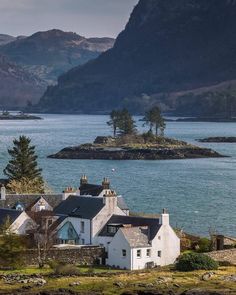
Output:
[0, 29, 115, 84]
[36, 0, 236, 114]
[198, 137, 236, 143]
[48, 138, 223, 160]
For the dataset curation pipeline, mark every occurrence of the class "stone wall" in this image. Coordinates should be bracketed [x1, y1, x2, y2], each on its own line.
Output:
[207, 249, 236, 265]
[22, 246, 105, 266]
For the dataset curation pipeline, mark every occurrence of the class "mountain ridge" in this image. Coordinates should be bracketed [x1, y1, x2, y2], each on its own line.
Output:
[0, 29, 115, 84]
[36, 0, 236, 115]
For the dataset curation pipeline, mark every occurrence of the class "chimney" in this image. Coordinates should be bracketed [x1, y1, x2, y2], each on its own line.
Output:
[160, 208, 169, 226]
[102, 178, 110, 189]
[1, 185, 6, 200]
[80, 175, 88, 186]
[62, 187, 78, 201]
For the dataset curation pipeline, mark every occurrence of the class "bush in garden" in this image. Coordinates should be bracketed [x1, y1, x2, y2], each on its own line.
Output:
[176, 253, 218, 272]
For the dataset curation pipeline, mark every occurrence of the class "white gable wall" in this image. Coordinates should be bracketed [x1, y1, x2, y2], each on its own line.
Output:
[10, 212, 36, 235]
[92, 196, 125, 242]
[56, 217, 91, 245]
[152, 224, 180, 266]
[31, 197, 53, 212]
[106, 229, 131, 270]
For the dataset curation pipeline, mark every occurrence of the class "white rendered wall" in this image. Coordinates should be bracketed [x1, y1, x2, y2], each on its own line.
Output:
[10, 212, 36, 235]
[91, 196, 125, 241]
[106, 230, 131, 270]
[57, 217, 91, 245]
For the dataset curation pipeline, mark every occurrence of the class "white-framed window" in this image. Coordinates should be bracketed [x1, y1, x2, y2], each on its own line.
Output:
[107, 225, 117, 234]
[158, 251, 162, 257]
[122, 249, 127, 257]
[81, 221, 85, 233]
[146, 249, 151, 257]
[137, 249, 141, 258]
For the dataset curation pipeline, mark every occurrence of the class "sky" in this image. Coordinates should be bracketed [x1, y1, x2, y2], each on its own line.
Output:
[0, 0, 139, 38]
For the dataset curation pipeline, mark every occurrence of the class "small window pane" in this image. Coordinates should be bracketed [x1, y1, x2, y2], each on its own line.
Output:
[122, 249, 126, 257]
[158, 251, 162, 257]
[137, 249, 141, 258]
[146, 249, 151, 257]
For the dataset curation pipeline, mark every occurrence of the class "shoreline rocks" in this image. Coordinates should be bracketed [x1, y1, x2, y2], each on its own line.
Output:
[198, 137, 236, 143]
[48, 145, 223, 160]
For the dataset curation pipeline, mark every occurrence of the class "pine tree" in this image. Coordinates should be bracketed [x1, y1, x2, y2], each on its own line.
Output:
[4, 136, 43, 182]
[143, 106, 166, 137]
[117, 109, 136, 135]
[107, 110, 120, 137]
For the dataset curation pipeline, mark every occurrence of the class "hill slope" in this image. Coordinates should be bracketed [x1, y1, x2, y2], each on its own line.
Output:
[0, 55, 45, 107]
[36, 0, 236, 115]
[0, 29, 115, 84]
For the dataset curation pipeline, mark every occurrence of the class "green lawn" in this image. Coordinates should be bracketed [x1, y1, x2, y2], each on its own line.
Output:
[0, 266, 236, 294]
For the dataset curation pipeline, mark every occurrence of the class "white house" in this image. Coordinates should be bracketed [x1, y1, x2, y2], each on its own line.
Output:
[0, 208, 36, 235]
[54, 190, 126, 245]
[97, 210, 180, 270]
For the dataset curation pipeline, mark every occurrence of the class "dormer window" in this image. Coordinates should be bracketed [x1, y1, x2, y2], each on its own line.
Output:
[107, 225, 118, 234]
[15, 204, 24, 211]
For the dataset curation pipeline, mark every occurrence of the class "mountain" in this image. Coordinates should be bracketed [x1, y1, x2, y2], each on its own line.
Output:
[0, 29, 115, 84]
[36, 0, 236, 116]
[0, 34, 16, 46]
[0, 34, 26, 46]
[0, 54, 45, 108]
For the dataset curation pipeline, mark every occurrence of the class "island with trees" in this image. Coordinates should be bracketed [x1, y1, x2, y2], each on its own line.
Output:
[0, 111, 42, 120]
[48, 107, 223, 160]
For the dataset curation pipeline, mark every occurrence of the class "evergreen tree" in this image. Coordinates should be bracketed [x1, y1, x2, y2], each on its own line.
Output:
[107, 110, 120, 137]
[143, 106, 166, 137]
[4, 136, 43, 182]
[0, 217, 25, 269]
[117, 109, 136, 135]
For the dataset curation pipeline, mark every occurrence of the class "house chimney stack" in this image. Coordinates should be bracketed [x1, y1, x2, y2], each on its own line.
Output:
[160, 208, 169, 226]
[80, 175, 88, 186]
[102, 178, 110, 189]
[1, 185, 6, 200]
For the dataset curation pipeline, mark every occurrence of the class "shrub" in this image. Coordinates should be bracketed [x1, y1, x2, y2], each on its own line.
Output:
[48, 260, 80, 275]
[176, 253, 219, 272]
[196, 238, 212, 253]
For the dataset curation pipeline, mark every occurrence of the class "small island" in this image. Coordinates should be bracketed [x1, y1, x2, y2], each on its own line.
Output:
[198, 137, 236, 143]
[0, 111, 42, 120]
[48, 108, 223, 160]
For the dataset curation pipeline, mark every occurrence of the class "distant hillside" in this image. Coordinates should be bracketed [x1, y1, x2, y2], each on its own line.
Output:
[36, 0, 236, 116]
[0, 29, 115, 84]
[0, 54, 45, 107]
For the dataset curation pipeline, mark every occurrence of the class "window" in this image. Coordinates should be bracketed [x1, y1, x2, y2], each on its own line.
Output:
[107, 225, 117, 234]
[146, 249, 151, 257]
[81, 221, 85, 233]
[122, 249, 127, 257]
[137, 249, 141, 258]
[81, 239, 85, 245]
[158, 236, 161, 240]
[158, 251, 162, 258]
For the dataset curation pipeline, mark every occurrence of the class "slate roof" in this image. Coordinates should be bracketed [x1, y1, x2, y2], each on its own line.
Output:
[99, 215, 161, 241]
[121, 226, 151, 248]
[0, 194, 63, 211]
[54, 195, 105, 219]
[0, 208, 22, 226]
[117, 196, 129, 210]
[79, 183, 103, 196]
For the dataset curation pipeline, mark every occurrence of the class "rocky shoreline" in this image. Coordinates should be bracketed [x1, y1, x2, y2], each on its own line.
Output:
[48, 136, 223, 160]
[0, 114, 42, 120]
[198, 137, 236, 143]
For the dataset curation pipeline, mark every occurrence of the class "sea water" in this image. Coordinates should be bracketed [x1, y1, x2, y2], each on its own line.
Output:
[0, 114, 235, 236]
